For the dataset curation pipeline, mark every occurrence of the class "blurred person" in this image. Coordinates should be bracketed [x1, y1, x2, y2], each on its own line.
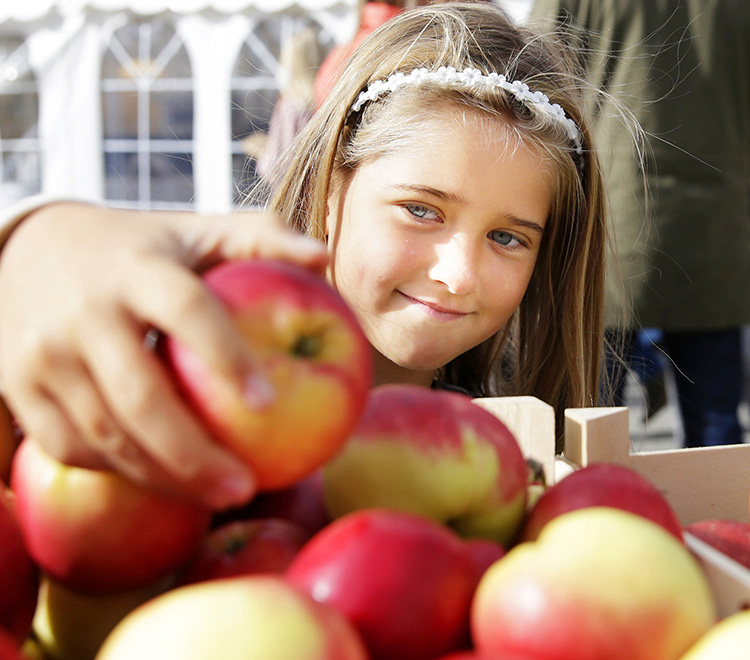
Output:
[313, 0, 495, 109]
[530, 0, 750, 447]
[242, 27, 326, 190]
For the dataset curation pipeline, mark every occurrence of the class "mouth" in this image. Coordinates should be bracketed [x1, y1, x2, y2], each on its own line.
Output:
[399, 292, 470, 319]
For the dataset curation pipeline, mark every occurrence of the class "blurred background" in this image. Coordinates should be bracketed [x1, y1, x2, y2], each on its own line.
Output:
[0, 1, 532, 213]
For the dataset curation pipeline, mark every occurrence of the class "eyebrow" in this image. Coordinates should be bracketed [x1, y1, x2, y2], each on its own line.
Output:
[389, 183, 546, 235]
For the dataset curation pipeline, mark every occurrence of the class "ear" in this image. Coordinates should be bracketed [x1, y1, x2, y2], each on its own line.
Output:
[324, 180, 344, 246]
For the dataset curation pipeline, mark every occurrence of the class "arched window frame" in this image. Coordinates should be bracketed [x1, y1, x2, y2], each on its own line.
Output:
[101, 16, 195, 210]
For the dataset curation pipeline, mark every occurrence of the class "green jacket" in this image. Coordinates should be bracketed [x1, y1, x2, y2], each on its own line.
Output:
[529, 0, 750, 329]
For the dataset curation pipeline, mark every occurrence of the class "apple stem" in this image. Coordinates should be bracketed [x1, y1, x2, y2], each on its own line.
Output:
[292, 335, 321, 359]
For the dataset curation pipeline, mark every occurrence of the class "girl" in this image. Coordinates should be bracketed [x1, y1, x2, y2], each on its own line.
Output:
[0, 2, 608, 510]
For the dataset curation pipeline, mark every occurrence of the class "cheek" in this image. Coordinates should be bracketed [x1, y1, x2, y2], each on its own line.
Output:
[481, 260, 538, 319]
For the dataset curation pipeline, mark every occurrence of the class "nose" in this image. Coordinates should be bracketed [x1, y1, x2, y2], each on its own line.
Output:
[428, 235, 479, 295]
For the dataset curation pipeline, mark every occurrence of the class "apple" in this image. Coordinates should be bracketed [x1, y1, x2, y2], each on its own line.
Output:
[464, 538, 506, 582]
[10, 437, 211, 594]
[435, 653, 543, 660]
[679, 609, 750, 659]
[685, 518, 750, 569]
[0, 484, 38, 644]
[164, 259, 372, 492]
[0, 629, 27, 660]
[214, 470, 330, 538]
[32, 574, 173, 660]
[323, 384, 529, 547]
[179, 517, 309, 583]
[472, 507, 717, 660]
[520, 462, 684, 542]
[286, 507, 479, 660]
[0, 397, 18, 484]
[95, 575, 368, 660]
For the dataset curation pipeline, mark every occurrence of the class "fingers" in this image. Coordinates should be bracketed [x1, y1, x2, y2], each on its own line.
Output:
[78, 309, 257, 510]
[174, 211, 329, 274]
[121, 253, 274, 401]
[2, 385, 107, 471]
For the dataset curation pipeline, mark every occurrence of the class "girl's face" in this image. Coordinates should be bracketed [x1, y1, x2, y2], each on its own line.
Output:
[325, 107, 554, 386]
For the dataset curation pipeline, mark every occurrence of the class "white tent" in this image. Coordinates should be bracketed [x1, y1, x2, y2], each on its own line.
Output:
[0, 0, 357, 211]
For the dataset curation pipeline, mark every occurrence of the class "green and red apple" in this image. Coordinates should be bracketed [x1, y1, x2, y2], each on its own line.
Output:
[164, 259, 372, 491]
[323, 384, 529, 546]
[286, 508, 479, 660]
[521, 462, 684, 542]
[10, 437, 211, 594]
[472, 507, 718, 660]
[95, 576, 368, 660]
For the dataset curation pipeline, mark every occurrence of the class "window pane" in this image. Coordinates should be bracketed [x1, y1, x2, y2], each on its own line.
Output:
[0, 91, 38, 139]
[150, 91, 193, 140]
[150, 152, 193, 203]
[1, 36, 41, 201]
[102, 91, 138, 139]
[104, 152, 138, 201]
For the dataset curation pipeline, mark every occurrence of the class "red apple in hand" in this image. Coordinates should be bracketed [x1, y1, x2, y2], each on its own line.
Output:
[10, 437, 211, 594]
[0, 485, 38, 643]
[286, 508, 479, 660]
[685, 519, 750, 569]
[520, 462, 684, 542]
[180, 518, 309, 583]
[96, 576, 369, 660]
[165, 259, 372, 491]
[323, 384, 529, 547]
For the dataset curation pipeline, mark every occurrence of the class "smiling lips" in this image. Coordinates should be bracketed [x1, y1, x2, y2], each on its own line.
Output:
[400, 292, 470, 319]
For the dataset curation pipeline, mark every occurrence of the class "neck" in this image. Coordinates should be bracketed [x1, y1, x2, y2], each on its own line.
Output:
[371, 349, 435, 388]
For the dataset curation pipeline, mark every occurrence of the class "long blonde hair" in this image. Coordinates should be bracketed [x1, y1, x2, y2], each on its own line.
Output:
[267, 2, 610, 434]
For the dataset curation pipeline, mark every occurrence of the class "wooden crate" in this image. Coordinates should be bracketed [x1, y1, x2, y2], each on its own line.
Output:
[474, 397, 750, 618]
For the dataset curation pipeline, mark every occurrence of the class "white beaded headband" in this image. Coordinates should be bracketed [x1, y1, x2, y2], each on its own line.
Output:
[349, 66, 584, 155]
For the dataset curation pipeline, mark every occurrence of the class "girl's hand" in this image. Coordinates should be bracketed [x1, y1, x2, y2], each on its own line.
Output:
[0, 202, 328, 510]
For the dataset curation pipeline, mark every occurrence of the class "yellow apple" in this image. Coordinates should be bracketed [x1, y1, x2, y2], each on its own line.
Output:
[95, 576, 368, 660]
[472, 507, 718, 660]
[32, 574, 173, 660]
[678, 609, 750, 659]
[323, 384, 529, 547]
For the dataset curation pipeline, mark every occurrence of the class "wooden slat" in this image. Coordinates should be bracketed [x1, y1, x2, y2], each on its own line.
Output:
[564, 407, 750, 525]
[473, 396, 556, 486]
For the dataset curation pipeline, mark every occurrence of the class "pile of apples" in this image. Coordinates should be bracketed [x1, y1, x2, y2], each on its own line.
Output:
[1, 259, 749, 660]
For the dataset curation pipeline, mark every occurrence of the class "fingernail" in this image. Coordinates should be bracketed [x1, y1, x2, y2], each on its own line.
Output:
[214, 473, 256, 510]
[243, 371, 275, 410]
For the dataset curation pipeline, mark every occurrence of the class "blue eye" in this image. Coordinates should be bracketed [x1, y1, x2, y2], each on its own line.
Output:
[405, 204, 440, 221]
[489, 230, 523, 248]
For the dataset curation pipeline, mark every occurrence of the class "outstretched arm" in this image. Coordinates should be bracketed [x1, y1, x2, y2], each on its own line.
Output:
[0, 202, 328, 510]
